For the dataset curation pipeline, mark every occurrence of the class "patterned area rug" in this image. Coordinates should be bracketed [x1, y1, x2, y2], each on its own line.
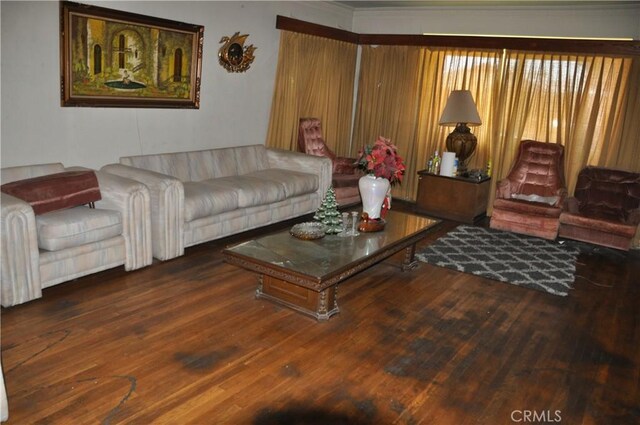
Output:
[416, 225, 580, 296]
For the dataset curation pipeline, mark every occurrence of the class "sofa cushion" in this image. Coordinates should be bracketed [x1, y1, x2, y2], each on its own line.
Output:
[183, 181, 239, 222]
[1, 171, 101, 215]
[36, 206, 122, 251]
[209, 176, 287, 208]
[247, 169, 318, 198]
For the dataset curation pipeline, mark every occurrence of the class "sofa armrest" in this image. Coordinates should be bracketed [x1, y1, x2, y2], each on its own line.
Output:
[563, 196, 580, 214]
[334, 156, 358, 175]
[101, 164, 184, 261]
[266, 149, 333, 201]
[628, 209, 640, 226]
[93, 171, 153, 271]
[554, 188, 568, 208]
[495, 179, 512, 200]
[1, 193, 42, 307]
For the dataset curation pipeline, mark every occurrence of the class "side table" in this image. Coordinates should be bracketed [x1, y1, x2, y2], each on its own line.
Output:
[415, 170, 491, 224]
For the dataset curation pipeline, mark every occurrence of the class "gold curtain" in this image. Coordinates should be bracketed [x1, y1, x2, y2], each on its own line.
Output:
[596, 56, 640, 172]
[351, 45, 424, 201]
[621, 58, 640, 246]
[490, 52, 640, 246]
[415, 48, 503, 192]
[351, 47, 502, 201]
[492, 52, 638, 194]
[265, 31, 357, 156]
[352, 46, 639, 246]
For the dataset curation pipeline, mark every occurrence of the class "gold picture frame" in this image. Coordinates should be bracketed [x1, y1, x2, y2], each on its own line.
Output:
[60, 1, 204, 108]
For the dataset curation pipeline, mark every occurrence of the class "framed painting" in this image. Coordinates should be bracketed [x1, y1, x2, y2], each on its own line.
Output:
[60, 1, 204, 108]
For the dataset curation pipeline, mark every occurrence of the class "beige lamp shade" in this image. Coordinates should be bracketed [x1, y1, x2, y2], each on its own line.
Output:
[439, 90, 482, 126]
[438, 90, 482, 173]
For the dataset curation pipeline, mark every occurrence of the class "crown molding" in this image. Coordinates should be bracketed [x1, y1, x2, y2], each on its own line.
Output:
[277, 15, 640, 55]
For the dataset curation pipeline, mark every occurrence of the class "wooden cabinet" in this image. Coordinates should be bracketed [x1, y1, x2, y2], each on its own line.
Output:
[416, 171, 491, 224]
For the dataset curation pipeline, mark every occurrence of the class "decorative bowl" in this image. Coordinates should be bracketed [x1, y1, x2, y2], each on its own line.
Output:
[290, 222, 327, 240]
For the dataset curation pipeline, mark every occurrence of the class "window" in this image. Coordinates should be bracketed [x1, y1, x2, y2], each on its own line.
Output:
[174, 49, 183, 82]
[93, 45, 102, 75]
[118, 35, 126, 69]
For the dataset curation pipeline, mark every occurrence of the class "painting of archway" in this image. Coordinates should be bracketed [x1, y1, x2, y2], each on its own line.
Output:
[60, 1, 204, 108]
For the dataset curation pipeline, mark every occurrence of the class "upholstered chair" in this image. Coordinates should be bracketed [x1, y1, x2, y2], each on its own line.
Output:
[1, 163, 152, 307]
[297, 118, 361, 206]
[559, 167, 640, 251]
[489, 140, 567, 240]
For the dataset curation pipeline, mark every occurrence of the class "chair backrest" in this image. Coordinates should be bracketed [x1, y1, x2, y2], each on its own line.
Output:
[574, 166, 640, 222]
[505, 140, 565, 197]
[1, 163, 65, 184]
[297, 118, 336, 163]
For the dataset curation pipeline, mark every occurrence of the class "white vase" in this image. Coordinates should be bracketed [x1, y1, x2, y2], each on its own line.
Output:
[359, 174, 390, 220]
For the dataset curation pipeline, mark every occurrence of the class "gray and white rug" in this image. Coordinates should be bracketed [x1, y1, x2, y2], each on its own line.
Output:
[416, 225, 580, 296]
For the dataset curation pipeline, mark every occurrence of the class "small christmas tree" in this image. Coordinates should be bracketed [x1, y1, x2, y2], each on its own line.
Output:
[314, 187, 342, 234]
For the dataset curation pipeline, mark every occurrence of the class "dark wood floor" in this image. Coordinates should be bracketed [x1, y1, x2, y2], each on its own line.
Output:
[2, 203, 639, 424]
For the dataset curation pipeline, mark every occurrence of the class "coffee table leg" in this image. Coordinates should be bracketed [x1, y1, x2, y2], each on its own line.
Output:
[402, 243, 419, 271]
[256, 275, 339, 321]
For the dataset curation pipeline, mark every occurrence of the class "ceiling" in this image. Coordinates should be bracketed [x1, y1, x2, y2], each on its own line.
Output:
[335, 1, 639, 8]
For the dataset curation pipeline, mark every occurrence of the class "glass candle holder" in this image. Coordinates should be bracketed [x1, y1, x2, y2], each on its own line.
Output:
[349, 211, 360, 236]
[338, 212, 350, 237]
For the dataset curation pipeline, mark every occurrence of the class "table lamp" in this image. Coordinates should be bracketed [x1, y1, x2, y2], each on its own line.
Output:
[438, 90, 482, 173]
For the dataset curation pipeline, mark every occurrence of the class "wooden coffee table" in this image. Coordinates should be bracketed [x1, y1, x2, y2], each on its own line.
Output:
[222, 210, 440, 320]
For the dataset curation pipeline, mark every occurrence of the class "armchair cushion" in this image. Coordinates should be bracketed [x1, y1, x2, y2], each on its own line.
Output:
[1, 171, 101, 215]
[36, 206, 123, 251]
[559, 212, 637, 238]
[493, 198, 562, 218]
[510, 193, 559, 206]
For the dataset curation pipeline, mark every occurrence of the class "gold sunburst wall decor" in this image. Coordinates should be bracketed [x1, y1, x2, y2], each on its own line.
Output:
[218, 32, 256, 73]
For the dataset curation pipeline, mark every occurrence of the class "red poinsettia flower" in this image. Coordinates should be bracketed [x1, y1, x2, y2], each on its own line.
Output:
[356, 136, 406, 185]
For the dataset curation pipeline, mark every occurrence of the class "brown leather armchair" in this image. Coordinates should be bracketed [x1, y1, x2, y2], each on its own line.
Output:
[298, 117, 361, 206]
[559, 167, 640, 251]
[490, 140, 567, 240]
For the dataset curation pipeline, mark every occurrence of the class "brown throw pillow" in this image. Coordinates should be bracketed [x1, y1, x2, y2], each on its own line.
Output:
[1, 170, 101, 215]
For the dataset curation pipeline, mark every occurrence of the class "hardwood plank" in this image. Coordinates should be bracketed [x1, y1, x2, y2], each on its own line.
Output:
[2, 206, 639, 424]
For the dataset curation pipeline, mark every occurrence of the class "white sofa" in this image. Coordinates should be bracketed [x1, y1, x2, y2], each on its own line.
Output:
[1, 163, 153, 307]
[101, 145, 332, 261]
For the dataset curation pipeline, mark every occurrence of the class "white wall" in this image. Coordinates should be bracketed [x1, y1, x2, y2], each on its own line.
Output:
[0, 1, 353, 169]
[351, 3, 640, 39]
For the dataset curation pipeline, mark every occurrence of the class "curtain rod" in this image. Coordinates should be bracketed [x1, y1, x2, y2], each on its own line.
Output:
[276, 15, 640, 56]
